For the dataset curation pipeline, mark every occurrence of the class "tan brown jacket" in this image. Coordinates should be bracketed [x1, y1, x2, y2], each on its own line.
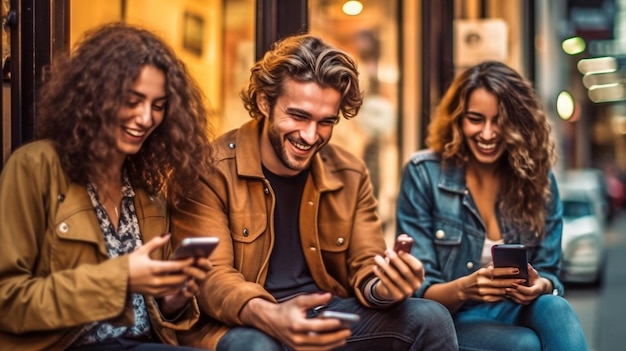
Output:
[0, 140, 199, 351]
[171, 119, 386, 349]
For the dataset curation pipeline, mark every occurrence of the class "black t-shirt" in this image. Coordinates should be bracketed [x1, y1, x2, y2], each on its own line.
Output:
[262, 166, 320, 301]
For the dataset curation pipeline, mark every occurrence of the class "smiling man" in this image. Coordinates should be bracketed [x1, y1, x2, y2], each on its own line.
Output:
[171, 34, 458, 351]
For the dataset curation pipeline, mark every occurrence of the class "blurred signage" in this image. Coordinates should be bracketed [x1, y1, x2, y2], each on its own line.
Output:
[454, 19, 508, 68]
[568, 0, 615, 40]
[588, 40, 626, 56]
[588, 83, 626, 103]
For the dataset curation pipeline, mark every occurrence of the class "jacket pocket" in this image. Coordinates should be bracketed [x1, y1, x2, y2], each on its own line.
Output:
[317, 221, 351, 253]
[46, 210, 104, 272]
[431, 219, 463, 273]
[229, 212, 267, 277]
[230, 212, 267, 243]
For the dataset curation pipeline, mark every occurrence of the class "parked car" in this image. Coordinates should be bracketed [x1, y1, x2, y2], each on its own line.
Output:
[560, 169, 611, 224]
[559, 186, 606, 285]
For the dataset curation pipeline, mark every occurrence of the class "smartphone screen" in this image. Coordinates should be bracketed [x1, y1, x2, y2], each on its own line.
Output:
[171, 237, 220, 260]
[491, 244, 529, 286]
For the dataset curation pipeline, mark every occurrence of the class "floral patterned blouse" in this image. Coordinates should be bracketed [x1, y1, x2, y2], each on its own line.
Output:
[72, 175, 151, 346]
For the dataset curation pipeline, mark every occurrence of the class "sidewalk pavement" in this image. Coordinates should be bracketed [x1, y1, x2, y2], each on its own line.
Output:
[596, 210, 626, 351]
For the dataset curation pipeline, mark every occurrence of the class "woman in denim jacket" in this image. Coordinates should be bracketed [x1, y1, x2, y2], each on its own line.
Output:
[396, 61, 588, 351]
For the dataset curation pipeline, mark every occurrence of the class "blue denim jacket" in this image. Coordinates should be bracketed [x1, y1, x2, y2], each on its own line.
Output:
[396, 150, 564, 299]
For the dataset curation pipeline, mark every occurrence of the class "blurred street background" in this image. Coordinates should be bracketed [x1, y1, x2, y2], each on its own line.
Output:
[2, 1, 626, 350]
[567, 209, 626, 351]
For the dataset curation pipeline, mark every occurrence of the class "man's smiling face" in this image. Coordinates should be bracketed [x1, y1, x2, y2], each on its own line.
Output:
[259, 78, 341, 177]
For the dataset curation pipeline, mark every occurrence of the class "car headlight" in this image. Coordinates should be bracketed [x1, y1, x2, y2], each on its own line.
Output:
[562, 234, 602, 263]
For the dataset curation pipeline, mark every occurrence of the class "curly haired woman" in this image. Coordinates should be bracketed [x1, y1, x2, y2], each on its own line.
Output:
[396, 61, 588, 351]
[0, 23, 215, 350]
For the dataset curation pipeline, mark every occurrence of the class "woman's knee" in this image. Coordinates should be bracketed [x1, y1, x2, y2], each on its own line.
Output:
[456, 323, 540, 351]
[530, 294, 577, 320]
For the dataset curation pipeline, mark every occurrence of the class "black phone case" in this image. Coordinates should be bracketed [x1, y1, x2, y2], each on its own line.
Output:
[491, 244, 529, 286]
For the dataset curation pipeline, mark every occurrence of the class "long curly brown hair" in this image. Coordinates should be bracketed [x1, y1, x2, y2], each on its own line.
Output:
[240, 33, 363, 121]
[426, 61, 556, 236]
[36, 23, 214, 206]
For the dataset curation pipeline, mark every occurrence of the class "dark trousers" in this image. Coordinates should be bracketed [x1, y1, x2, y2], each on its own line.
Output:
[217, 296, 458, 351]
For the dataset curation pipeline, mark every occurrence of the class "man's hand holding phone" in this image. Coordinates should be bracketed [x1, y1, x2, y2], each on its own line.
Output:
[370, 234, 424, 302]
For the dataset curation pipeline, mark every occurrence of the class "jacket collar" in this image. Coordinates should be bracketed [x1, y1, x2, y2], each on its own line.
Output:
[56, 182, 164, 257]
[234, 118, 342, 192]
[438, 161, 467, 194]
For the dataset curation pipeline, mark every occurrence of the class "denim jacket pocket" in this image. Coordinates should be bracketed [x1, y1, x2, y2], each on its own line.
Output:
[432, 220, 463, 275]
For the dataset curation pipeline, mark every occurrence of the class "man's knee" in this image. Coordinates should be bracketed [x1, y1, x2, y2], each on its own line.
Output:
[216, 327, 283, 351]
[404, 298, 454, 325]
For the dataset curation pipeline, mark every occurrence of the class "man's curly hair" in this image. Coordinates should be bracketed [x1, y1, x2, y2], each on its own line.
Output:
[240, 33, 363, 121]
[36, 23, 214, 206]
[426, 61, 557, 237]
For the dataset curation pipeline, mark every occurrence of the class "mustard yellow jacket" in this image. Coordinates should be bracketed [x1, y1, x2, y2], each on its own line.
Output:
[0, 140, 200, 351]
[171, 119, 386, 350]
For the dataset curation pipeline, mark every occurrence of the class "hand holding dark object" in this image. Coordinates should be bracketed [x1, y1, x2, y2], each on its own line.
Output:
[504, 263, 553, 305]
[372, 248, 425, 301]
[159, 256, 212, 315]
[491, 244, 529, 286]
[456, 264, 527, 303]
[128, 234, 212, 313]
[240, 293, 352, 351]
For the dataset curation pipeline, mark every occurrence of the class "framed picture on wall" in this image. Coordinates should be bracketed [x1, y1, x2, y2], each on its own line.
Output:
[183, 11, 204, 57]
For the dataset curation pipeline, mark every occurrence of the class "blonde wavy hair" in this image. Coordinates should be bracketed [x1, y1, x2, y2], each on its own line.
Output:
[426, 61, 556, 237]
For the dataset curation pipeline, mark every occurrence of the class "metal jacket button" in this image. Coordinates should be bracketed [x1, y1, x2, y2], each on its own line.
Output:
[228, 143, 235, 149]
[435, 229, 445, 239]
[59, 222, 69, 233]
[243, 228, 249, 237]
[336, 237, 345, 246]
[466, 261, 474, 269]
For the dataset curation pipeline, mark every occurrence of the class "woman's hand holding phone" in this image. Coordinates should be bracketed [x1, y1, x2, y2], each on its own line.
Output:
[128, 234, 214, 316]
[160, 237, 218, 313]
[490, 244, 529, 286]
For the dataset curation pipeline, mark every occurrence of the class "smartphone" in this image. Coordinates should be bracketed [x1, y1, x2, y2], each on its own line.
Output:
[491, 244, 529, 286]
[318, 310, 361, 328]
[171, 237, 220, 260]
[393, 234, 414, 253]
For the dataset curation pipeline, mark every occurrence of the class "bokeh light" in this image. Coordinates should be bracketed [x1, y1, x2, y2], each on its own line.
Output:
[562, 37, 586, 55]
[342, 1, 363, 16]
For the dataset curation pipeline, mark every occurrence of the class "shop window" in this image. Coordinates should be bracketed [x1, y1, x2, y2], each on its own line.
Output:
[309, 0, 400, 245]
[68, 0, 256, 136]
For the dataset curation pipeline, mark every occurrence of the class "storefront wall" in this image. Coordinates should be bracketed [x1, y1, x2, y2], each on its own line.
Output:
[2, 0, 531, 246]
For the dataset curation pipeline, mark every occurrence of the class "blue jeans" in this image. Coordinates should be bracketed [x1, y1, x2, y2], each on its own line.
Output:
[216, 296, 458, 351]
[453, 295, 588, 351]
